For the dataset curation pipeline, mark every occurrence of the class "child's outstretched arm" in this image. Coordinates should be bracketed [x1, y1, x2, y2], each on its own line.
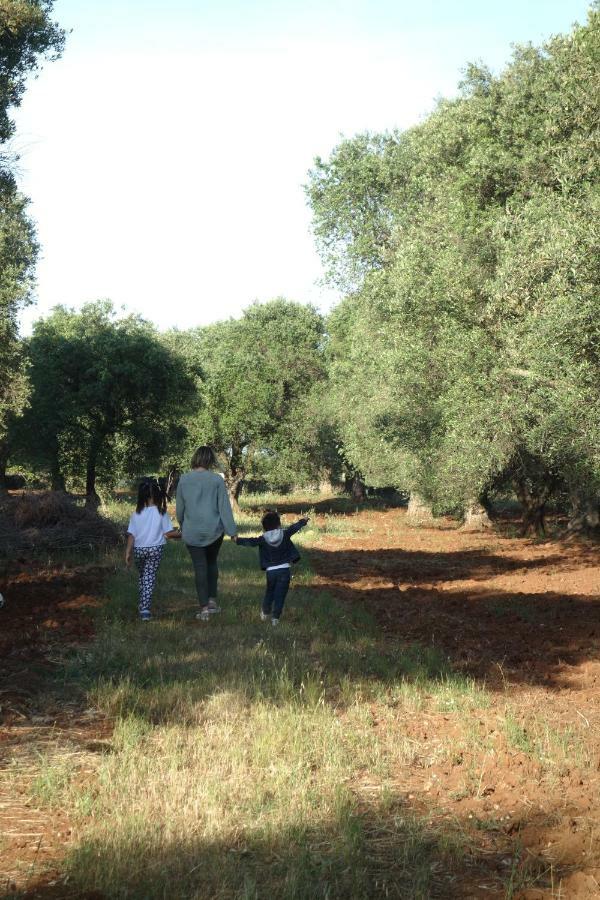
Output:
[285, 517, 310, 537]
[235, 535, 261, 547]
[165, 528, 181, 540]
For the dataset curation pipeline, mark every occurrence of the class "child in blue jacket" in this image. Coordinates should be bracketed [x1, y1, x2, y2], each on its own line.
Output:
[234, 511, 309, 625]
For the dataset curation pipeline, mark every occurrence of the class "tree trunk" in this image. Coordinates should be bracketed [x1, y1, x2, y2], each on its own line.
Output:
[566, 490, 600, 537]
[85, 443, 101, 509]
[51, 464, 66, 493]
[225, 473, 244, 514]
[521, 502, 546, 536]
[514, 479, 548, 537]
[351, 475, 365, 501]
[168, 467, 180, 500]
[460, 501, 493, 532]
[160, 466, 180, 501]
[406, 492, 434, 525]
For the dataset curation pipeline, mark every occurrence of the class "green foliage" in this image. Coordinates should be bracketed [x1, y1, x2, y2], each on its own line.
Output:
[0, 1, 64, 473]
[308, 7, 600, 521]
[0, 1, 64, 143]
[15, 301, 197, 498]
[170, 298, 328, 498]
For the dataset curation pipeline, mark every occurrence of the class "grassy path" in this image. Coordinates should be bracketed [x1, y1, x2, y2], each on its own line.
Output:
[59, 520, 479, 898]
[5, 498, 598, 898]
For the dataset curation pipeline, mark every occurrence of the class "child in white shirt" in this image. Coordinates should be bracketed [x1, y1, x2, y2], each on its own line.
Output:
[126, 477, 180, 621]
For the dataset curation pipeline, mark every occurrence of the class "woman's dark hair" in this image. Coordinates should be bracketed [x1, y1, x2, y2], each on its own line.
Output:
[190, 445, 217, 470]
[262, 510, 281, 531]
[136, 477, 167, 514]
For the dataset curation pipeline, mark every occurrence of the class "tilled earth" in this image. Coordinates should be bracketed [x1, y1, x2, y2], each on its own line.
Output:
[309, 507, 600, 899]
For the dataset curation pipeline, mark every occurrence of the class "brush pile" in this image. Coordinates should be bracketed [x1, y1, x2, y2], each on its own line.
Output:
[0, 491, 121, 557]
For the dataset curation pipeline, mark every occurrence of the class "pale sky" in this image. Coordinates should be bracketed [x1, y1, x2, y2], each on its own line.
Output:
[14, 0, 592, 333]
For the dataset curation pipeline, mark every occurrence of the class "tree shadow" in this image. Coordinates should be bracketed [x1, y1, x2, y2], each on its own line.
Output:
[308, 547, 600, 689]
[308, 545, 575, 585]
[0, 562, 102, 729]
[18, 795, 570, 900]
[242, 494, 407, 517]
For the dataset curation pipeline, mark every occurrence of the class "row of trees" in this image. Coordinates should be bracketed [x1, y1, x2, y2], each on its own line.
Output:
[2, 5, 599, 535]
[306, 5, 600, 534]
[3, 298, 332, 509]
[0, 4, 332, 510]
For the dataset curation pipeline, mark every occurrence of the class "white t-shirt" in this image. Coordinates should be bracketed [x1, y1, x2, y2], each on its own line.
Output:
[127, 506, 174, 548]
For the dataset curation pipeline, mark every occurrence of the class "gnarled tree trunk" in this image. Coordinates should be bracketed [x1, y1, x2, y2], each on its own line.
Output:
[566, 490, 599, 537]
[225, 475, 244, 514]
[351, 475, 365, 501]
[514, 479, 550, 537]
[460, 501, 493, 532]
[406, 492, 434, 525]
[344, 473, 365, 501]
[160, 467, 180, 501]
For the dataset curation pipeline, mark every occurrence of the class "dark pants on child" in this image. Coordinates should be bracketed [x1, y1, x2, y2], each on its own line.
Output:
[187, 535, 224, 607]
[134, 546, 164, 616]
[263, 568, 291, 620]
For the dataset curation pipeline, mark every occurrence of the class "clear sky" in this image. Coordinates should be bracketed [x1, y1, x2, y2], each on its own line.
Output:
[14, 0, 592, 332]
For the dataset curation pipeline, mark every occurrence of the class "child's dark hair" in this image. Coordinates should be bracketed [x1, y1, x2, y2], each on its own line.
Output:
[136, 477, 167, 514]
[262, 510, 281, 531]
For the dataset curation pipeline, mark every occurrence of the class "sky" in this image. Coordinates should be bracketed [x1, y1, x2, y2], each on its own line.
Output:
[13, 0, 592, 333]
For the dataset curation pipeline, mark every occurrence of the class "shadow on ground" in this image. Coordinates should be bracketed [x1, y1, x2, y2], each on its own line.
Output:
[17, 796, 567, 900]
[0, 562, 103, 729]
[308, 545, 600, 689]
[242, 494, 407, 517]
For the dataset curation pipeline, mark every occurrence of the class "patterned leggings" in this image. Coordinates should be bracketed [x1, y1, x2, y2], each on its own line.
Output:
[134, 546, 164, 615]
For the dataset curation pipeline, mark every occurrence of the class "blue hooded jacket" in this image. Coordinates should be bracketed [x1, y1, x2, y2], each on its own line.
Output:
[236, 518, 308, 570]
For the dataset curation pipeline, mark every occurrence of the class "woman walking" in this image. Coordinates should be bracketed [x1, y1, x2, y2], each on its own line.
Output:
[176, 446, 238, 620]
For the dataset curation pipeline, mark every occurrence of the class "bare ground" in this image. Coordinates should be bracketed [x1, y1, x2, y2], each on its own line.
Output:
[309, 506, 600, 899]
[0, 561, 109, 898]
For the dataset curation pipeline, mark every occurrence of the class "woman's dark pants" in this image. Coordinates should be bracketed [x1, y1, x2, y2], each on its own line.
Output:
[263, 568, 291, 620]
[187, 535, 224, 606]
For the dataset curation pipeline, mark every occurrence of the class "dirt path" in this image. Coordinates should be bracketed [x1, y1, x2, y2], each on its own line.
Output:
[311, 507, 600, 899]
[0, 561, 109, 896]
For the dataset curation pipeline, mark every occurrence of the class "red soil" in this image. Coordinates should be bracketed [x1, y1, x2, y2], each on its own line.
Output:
[0, 561, 108, 897]
[310, 507, 600, 898]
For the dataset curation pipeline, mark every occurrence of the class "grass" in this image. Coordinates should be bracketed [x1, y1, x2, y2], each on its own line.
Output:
[504, 709, 593, 774]
[6, 492, 594, 898]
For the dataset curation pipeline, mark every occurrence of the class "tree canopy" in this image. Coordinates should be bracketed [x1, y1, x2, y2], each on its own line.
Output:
[14, 302, 196, 503]
[0, 1, 64, 485]
[168, 298, 327, 506]
[307, 5, 600, 531]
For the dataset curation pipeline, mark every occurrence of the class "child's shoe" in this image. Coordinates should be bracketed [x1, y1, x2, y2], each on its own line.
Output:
[140, 612, 152, 622]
